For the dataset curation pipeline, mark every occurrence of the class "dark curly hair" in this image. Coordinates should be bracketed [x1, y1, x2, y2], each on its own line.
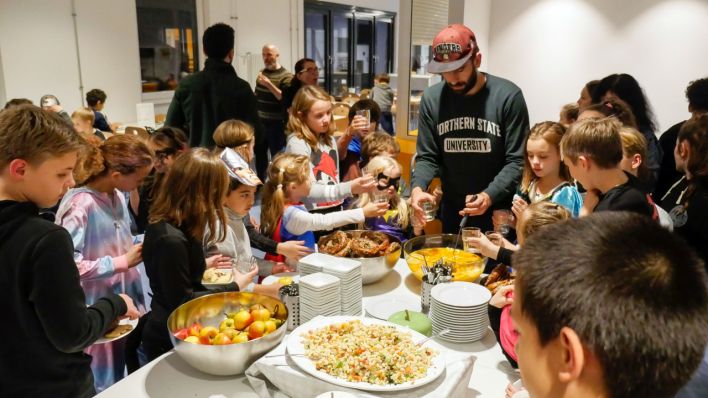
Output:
[686, 77, 708, 112]
[202, 23, 234, 59]
[85, 89, 107, 107]
[592, 73, 657, 135]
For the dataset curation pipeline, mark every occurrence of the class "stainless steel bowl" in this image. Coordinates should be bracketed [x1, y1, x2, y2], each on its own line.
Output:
[341, 230, 401, 284]
[403, 234, 486, 282]
[167, 291, 288, 375]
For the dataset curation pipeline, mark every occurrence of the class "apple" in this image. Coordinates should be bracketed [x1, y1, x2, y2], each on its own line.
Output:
[173, 328, 189, 340]
[264, 319, 277, 334]
[251, 307, 271, 323]
[220, 327, 238, 340]
[212, 332, 232, 345]
[184, 335, 200, 344]
[233, 332, 249, 344]
[233, 310, 254, 330]
[219, 318, 235, 331]
[198, 326, 219, 344]
[188, 322, 202, 337]
[248, 321, 266, 340]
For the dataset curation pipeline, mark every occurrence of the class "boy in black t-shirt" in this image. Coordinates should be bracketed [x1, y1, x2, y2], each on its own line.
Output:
[560, 117, 656, 218]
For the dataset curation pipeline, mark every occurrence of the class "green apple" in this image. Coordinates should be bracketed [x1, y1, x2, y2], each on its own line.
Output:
[219, 318, 235, 331]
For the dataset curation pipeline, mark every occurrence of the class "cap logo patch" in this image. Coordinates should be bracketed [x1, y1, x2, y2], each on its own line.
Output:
[435, 42, 463, 56]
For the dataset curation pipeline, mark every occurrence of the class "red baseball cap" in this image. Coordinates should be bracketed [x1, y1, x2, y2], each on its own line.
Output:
[426, 24, 477, 74]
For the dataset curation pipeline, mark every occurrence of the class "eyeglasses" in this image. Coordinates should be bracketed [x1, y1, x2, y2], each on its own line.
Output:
[300, 67, 321, 74]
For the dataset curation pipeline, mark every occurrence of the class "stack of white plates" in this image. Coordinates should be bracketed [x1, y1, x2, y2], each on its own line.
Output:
[299, 272, 341, 323]
[430, 282, 491, 343]
[297, 253, 333, 276]
[322, 259, 362, 316]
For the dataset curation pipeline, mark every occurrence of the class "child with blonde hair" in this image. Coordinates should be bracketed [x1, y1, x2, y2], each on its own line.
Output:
[72, 107, 107, 141]
[260, 153, 388, 261]
[55, 134, 153, 392]
[357, 156, 422, 241]
[284, 85, 375, 215]
[512, 121, 582, 219]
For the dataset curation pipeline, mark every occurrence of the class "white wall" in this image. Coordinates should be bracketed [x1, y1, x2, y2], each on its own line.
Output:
[464, 0, 491, 71]
[0, 0, 141, 122]
[487, 0, 708, 132]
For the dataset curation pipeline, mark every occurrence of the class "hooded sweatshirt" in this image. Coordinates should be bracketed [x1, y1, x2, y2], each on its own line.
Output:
[0, 200, 127, 398]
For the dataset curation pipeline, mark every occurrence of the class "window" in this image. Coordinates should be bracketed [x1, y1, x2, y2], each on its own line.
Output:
[136, 0, 199, 93]
[305, 1, 395, 97]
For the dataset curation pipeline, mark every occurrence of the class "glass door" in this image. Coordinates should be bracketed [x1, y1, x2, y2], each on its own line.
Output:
[373, 18, 393, 77]
[331, 12, 352, 97]
[304, 9, 328, 89]
[353, 16, 373, 91]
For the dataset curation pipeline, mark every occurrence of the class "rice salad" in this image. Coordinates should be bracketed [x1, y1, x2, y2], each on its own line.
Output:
[301, 320, 436, 385]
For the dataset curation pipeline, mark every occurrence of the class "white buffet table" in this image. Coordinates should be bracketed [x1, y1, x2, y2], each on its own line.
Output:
[97, 259, 519, 398]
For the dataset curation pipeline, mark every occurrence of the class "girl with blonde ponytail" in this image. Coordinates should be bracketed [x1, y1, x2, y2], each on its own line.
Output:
[261, 153, 389, 262]
[358, 156, 423, 242]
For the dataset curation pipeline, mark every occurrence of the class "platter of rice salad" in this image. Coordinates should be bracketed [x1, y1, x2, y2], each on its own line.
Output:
[286, 316, 445, 391]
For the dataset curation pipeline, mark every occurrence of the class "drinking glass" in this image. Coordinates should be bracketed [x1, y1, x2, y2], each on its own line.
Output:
[492, 209, 513, 236]
[421, 200, 437, 222]
[372, 189, 389, 204]
[355, 109, 371, 128]
[485, 231, 503, 247]
[461, 227, 481, 254]
[233, 255, 258, 284]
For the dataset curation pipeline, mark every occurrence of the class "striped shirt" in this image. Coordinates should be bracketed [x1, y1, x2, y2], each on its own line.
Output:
[255, 66, 293, 121]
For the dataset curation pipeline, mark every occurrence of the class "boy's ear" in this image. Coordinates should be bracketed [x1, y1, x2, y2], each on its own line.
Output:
[557, 326, 585, 383]
[8, 159, 29, 179]
[631, 154, 642, 170]
[578, 155, 590, 170]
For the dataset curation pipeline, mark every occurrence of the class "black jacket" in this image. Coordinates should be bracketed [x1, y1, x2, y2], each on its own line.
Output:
[0, 200, 127, 398]
[165, 58, 264, 148]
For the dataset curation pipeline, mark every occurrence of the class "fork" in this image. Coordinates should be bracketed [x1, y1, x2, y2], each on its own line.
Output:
[417, 328, 451, 346]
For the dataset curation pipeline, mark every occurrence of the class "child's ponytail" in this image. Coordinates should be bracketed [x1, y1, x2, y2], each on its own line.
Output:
[260, 153, 311, 237]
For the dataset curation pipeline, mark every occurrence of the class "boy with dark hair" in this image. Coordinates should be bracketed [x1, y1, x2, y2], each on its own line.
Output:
[85, 88, 113, 132]
[656, 77, 708, 198]
[0, 105, 139, 397]
[512, 211, 708, 398]
[165, 23, 264, 150]
[561, 117, 656, 218]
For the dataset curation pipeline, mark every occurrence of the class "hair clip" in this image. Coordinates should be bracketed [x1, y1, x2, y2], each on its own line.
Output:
[277, 183, 283, 190]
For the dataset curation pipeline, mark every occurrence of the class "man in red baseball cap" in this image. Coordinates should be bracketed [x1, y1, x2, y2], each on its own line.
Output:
[411, 23, 530, 238]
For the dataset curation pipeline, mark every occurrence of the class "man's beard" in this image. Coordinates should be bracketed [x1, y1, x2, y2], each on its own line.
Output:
[446, 69, 478, 95]
[264, 61, 277, 70]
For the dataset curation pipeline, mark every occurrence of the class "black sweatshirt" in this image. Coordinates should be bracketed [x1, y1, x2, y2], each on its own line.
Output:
[0, 200, 127, 398]
[142, 221, 237, 358]
[412, 74, 529, 204]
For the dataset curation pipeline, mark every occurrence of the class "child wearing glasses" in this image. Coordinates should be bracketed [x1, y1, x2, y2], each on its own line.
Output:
[356, 156, 423, 242]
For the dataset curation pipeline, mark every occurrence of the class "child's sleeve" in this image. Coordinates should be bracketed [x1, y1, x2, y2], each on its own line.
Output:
[553, 186, 584, 218]
[56, 202, 129, 281]
[283, 206, 365, 235]
[31, 228, 127, 352]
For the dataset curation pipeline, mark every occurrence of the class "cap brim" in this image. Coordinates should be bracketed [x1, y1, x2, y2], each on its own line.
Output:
[220, 148, 262, 186]
[426, 51, 473, 74]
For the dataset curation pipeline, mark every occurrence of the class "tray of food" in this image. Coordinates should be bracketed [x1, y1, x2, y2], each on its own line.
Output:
[202, 267, 234, 287]
[316, 231, 401, 284]
[286, 316, 445, 391]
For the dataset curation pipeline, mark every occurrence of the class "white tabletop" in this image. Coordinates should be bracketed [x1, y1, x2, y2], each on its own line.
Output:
[97, 259, 518, 398]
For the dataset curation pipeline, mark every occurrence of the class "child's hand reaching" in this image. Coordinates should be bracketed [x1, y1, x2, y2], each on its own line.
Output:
[363, 202, 389, 218]
[233, 266, 259, 291]
[465, 233, 501, 260]
[350, 174, 376, 194]
[126, 243, 143, 268]
[348, 115, 370, 136]
[489, 285, 514, 308]
[272, 262, 296, 274]
[205, 254, 232, 269]
[276, 240, 312, 261]
[511, 196, 528, 223]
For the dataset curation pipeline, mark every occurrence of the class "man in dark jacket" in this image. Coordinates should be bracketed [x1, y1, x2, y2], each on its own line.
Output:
[165, 23, 264, 150]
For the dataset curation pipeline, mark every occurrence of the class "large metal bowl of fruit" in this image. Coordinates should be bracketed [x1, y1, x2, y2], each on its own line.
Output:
[168, 291, 288, 375]
[403, 234, 486, 282]
[317, 230, 401, 284]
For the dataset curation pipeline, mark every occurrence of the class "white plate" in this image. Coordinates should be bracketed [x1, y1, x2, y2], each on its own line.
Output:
[287, 316, 445, 392]
[94, 317, 140, 344]
[262, 272, 300, 285]
[364, 295, 422, 320]
[431, 282, 491, 308]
